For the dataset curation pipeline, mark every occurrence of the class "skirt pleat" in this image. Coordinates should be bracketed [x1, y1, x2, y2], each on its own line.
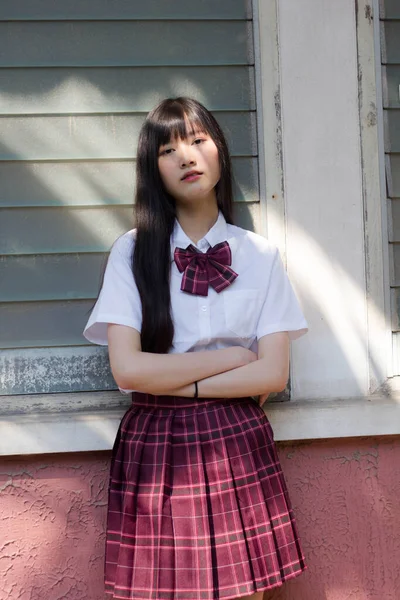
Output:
[221, 404, 277, 590]
[181, 408, 215, 597]
[202, 400, 256, 598]
[107, 408, 153, 594]
[105, 394, 306, 600]
[248, 412, 306, 582]
[198, 404, 254, 599]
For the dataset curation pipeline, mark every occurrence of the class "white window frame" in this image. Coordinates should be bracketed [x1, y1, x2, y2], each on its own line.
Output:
[1, 0, 399, 457]
[252, 0, 400, 438]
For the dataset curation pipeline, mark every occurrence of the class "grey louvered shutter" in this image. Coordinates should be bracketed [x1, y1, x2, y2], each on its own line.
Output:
[380, 1, 400, 371]
[0, 0, 260, 395]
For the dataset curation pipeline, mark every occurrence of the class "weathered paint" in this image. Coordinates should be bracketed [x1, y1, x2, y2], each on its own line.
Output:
[0, 347, 116, 395]
[251, 0, 286, 255]
[0, 437, 399, 599]
[355, 0, 388, 393]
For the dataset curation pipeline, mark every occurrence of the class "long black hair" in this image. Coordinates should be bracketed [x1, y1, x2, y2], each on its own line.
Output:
[134, 97, 235, 353]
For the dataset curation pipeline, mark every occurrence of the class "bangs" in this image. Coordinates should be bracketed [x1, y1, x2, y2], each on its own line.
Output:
[147, 98, 214, 148]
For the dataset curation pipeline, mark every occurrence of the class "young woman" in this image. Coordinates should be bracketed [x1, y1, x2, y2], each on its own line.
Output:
[83, 97, 308, 600]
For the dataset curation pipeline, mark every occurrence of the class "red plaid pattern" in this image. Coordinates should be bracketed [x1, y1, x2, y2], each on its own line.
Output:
[173, 241, 238, 296]
[105, 393, 307, 599]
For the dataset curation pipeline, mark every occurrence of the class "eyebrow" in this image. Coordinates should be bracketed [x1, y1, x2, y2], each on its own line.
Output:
[160, 130, 207, 146]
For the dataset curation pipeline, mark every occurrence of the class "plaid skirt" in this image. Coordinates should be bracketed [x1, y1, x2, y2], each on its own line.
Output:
[105, 393, 306, 600]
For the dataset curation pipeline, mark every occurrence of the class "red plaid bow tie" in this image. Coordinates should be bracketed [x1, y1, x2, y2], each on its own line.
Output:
[174, 241, 238, 296]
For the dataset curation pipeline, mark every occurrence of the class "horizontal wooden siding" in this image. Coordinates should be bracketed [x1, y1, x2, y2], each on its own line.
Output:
[381, 2, 400, 369]
[0, 0, 259, 395]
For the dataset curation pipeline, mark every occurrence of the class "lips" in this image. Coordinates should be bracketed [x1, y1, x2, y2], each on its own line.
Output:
[181, 170, 202, 181]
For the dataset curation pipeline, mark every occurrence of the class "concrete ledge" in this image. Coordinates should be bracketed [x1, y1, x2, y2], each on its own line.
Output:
[266, 395, 400, 441]
[0, 391, 400, 456]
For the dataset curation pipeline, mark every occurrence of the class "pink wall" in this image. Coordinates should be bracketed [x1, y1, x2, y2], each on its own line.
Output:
[268, 436, 400, 600]
[0, 452, 108, 599]
[1, 437, 399, 600]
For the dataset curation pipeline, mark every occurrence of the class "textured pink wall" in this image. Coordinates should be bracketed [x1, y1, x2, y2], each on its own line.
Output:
[0, 452, 109, 599]
[267, 436, 400, 600]
[0, 437, 399, 600]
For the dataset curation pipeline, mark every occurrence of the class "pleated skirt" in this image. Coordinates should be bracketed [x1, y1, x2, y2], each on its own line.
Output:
[105, 393, 306, 600]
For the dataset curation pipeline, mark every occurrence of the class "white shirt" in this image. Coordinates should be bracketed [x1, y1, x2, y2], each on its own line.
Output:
[83, 211, 308, 393]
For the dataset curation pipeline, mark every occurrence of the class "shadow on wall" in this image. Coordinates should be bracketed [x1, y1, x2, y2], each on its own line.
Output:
[0, 451, 110, 600]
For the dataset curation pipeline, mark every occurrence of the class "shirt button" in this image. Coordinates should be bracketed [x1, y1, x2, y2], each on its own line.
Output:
[201, 306, 207, 311]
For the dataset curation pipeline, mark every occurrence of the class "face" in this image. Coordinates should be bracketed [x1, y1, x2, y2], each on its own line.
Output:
[157, 128, 220, 206]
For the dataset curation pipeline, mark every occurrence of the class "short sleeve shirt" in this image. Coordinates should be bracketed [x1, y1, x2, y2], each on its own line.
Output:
[83, 211, 308, 390]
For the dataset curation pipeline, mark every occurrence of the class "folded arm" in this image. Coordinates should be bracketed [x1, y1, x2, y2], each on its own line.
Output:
[164, 332, 289, 402]
[107, 324, 258, 394]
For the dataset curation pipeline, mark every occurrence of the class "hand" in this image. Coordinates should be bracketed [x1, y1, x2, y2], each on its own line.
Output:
[232, 346, 258, 367]
[258, 392, 269, 407]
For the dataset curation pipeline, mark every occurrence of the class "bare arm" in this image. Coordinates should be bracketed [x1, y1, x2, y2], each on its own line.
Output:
[107, 324, 257, 393]
[163, 332, 290, 400]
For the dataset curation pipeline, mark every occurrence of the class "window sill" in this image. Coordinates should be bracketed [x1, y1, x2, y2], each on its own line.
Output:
[1, 391, 400, 456]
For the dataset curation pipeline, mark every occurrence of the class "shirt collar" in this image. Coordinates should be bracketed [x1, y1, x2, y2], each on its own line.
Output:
[170, 210, 228, 261]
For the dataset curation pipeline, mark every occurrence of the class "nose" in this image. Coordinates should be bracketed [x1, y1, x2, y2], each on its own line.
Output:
[181, 156, 195, 168]
[177, 142, 196, 168]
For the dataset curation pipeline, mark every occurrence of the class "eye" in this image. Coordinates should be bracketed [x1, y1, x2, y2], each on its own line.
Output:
[159, 147, 174, 156]
[193, 138, 205, 145]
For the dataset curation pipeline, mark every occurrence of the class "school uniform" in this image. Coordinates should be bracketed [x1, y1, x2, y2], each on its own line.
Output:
[83, 211, 308, 600]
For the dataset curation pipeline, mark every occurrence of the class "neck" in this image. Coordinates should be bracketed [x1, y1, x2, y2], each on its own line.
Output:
[176, 201, 219, 245]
